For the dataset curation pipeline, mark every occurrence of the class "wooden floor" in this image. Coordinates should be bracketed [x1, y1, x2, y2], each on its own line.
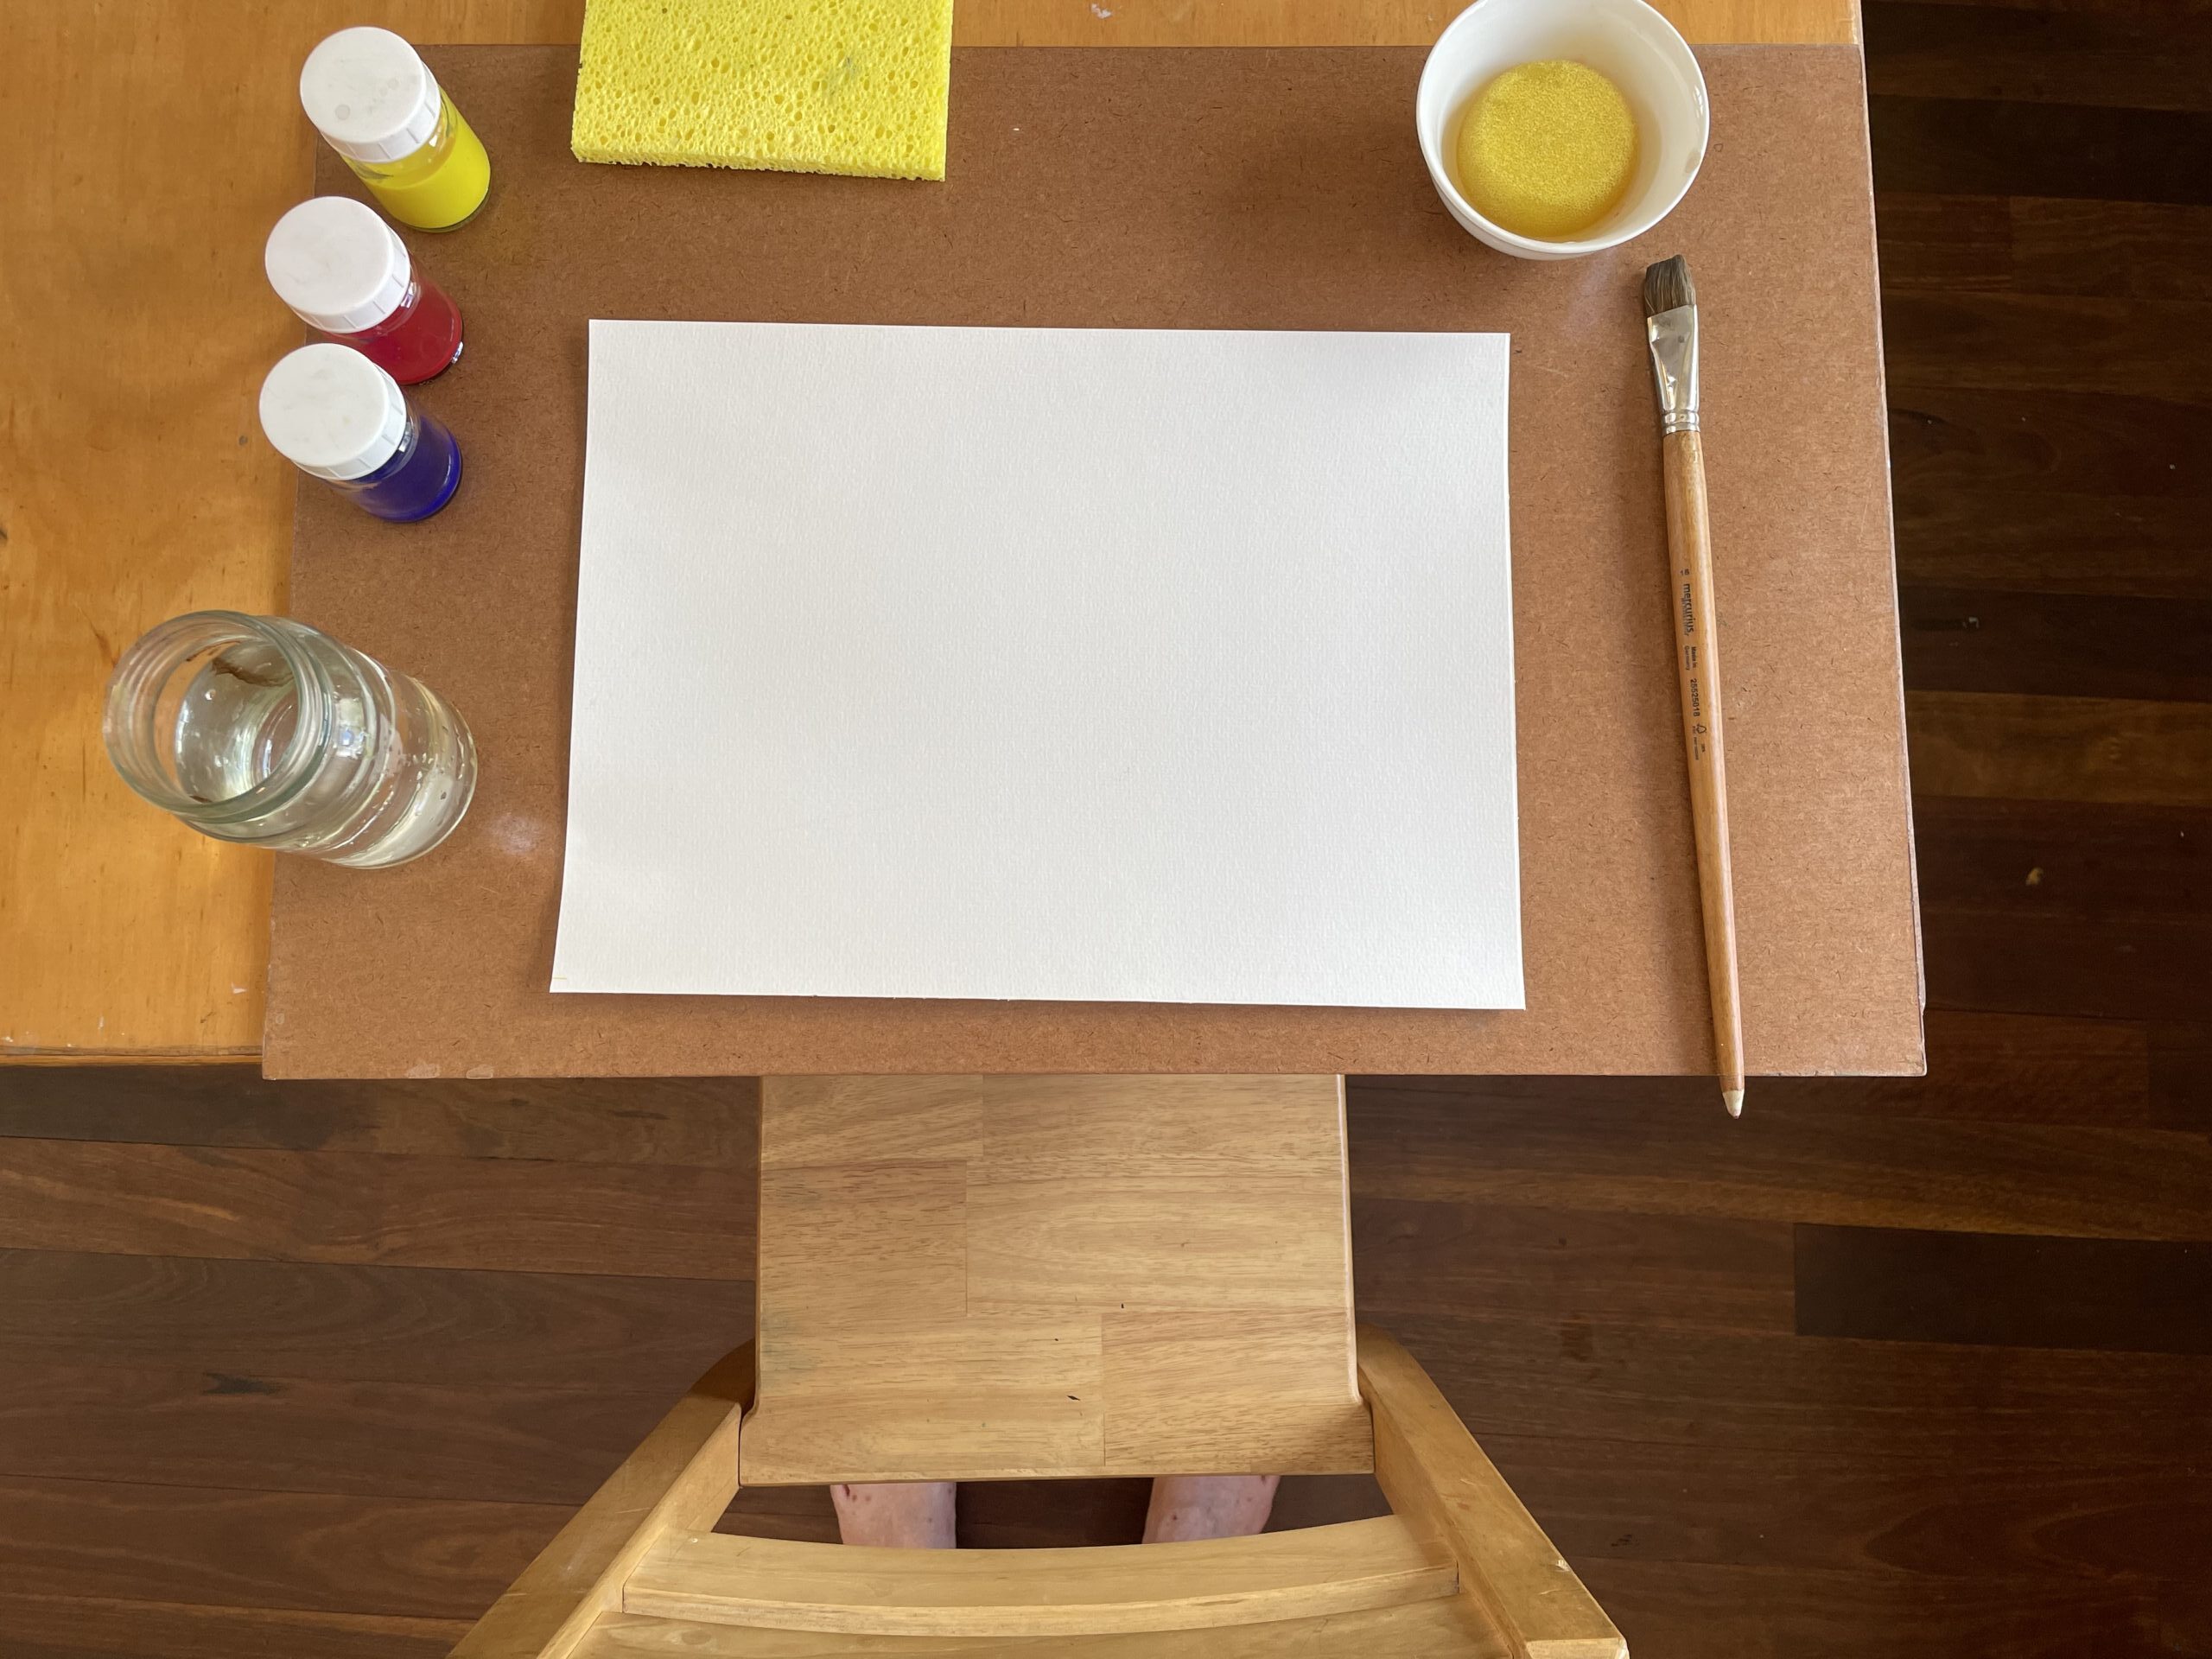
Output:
[4, 3, 2209, 1654]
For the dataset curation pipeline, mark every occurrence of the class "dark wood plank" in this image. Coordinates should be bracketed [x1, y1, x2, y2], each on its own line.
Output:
[717, 1482, 842, 1545]
[1912, 794, 2212, 1017]
[1914, 798, 2211, 1021]
[0, 1363, 688, 1505]
[1796, 1224, 2212, 1353]
[1756, 1011, 2152, 1125]
[723, 1474, 1392, 1549]
[0, 1476, 551, 1620]
[1900, 587, 2212, 702]
[1351, 1198, 1795, 1334]
[1902, 0, 2212, 16]
[1382, 1312, 2212, 1463]
[718, 1475, 1178, 1550]
[1870, 93, 2212, 204]
[1914, 797, 2210, 923]
[1895, 487, 2209, 601]
[1925, 908, 2212, 1020]
[1580, 1559, 2187, 1659]
[0, 1249, 748, 1389]
[1264, 1473, 1395, 1535]
[1489, 1432, 2212, 1581]
[0, 1066, 758, 1165]
[1882, 291, 2212, 403]
[2149, 1023, 2212, 1128]
[957, 1480, 1156, 1550]
[1908, 690, 2212, 806]
[1878, 190, 2015, 291]
[1347, 1084, 2212, 1237]
[1890, 385, 2212, 499]
[0, 1592, 466, 1659]
[0, 1139, 755, 1277]
[1879, 193, 2212, 302]
[1866, 2, 2212, 111]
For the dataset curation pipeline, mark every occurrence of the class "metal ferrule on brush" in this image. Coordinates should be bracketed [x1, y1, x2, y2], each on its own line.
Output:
[1647, 306, 1700, 435]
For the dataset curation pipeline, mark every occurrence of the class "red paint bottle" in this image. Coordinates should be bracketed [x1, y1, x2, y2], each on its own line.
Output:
[264, 196, 464, 385]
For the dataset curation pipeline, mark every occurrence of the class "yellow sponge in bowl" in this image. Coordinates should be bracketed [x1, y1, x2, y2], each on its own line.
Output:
[572, 0, 955, 181]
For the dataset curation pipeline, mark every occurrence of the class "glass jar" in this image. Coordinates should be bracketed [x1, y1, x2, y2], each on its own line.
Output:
[103, 612, 477, 868]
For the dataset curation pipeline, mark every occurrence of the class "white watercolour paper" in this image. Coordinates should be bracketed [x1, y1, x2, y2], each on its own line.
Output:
[552, 320, 1520, 1008]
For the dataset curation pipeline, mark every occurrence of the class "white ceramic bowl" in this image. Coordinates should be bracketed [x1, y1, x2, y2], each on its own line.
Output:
[1416, 0, 1710, 260]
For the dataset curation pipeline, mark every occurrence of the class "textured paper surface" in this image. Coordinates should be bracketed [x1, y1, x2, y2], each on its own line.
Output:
[552, 321, 1520, 1008]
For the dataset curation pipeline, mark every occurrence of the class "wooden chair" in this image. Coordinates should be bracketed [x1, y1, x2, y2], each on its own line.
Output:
[450, 1077, 1625, 1659]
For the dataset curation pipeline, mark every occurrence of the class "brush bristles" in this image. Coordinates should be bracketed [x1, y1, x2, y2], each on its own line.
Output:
[1643, 255, 1695, 317]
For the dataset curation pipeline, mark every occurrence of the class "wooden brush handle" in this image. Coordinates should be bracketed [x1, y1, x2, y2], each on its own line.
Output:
[1661, 429, 1746, 1109]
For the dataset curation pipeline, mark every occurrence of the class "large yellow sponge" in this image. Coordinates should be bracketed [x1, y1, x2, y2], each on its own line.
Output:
[572, 0, 955, 181]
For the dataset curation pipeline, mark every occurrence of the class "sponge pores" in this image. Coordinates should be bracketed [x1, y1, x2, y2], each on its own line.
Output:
[572, 0, 955, 181]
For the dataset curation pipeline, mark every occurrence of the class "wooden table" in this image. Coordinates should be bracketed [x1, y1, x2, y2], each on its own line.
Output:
[0, 0, 1860, 1063]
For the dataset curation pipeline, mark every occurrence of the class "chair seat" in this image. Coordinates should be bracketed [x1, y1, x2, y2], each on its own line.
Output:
[741, 1075, 1370, 1484]
[577, 1595, 1508, 1658]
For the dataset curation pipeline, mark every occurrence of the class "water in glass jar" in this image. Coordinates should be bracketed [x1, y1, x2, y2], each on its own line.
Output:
[172, 638, 308, 804]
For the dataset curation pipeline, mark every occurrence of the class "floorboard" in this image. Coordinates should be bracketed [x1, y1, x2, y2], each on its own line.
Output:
[1923, 908, 2212, 1020]
[1580, 1559, 2193, 1659]
[0, 1070, 758, 1165]
[0, 1250, 751, 1388]
[1795, 1225, 2212, 1353]
[1911, 797, 2208, 922]
[1349, 1086, 2212, 1237]
[1374, 1312, 2212, 1463]
[0, 1476, 557, 1620]
[1907, 690, 2212, 806]
[1878, 193, 2212, 301]
[0, 1138, 756, 1277]
[1880, 290, 2212, 403]
[0, 1593, 467, 1659]
[0, 1363, 690, 1504]
[1868, 94, 2212, 202]
[2148, 1023, 2212, 1127]
[1491, 1431, 2212, 1581]
[1756, 1010, 2152, 1122]
[1865, 2, 2212, 111]
[1898, 587, 2212, 701]
[1889, 385, 2212, 499]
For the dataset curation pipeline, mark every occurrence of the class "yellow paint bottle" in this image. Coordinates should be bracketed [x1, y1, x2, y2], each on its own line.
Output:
[301, 27, 491, 232]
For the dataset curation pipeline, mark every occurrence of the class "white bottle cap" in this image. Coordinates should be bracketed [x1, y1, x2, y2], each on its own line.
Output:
[300, 27, 444, 163]
[259, 344, 409, 480]
[265, 197, 414, 334]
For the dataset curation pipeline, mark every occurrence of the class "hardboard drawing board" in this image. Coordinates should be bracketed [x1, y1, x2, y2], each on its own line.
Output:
[267, 44, 1924, 1080]
[553, 321, 1522, 1009]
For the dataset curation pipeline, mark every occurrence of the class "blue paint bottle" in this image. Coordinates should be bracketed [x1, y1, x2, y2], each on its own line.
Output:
[258, 343, 461, 522]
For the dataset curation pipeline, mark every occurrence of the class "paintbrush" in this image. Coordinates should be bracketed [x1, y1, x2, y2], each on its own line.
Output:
[1643, 254, 1746, 1118]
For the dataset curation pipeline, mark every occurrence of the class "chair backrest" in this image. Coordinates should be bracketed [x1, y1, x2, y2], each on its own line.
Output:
[741, 1073, 1371, 1487]
[448, 1329, 1627, 1659]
